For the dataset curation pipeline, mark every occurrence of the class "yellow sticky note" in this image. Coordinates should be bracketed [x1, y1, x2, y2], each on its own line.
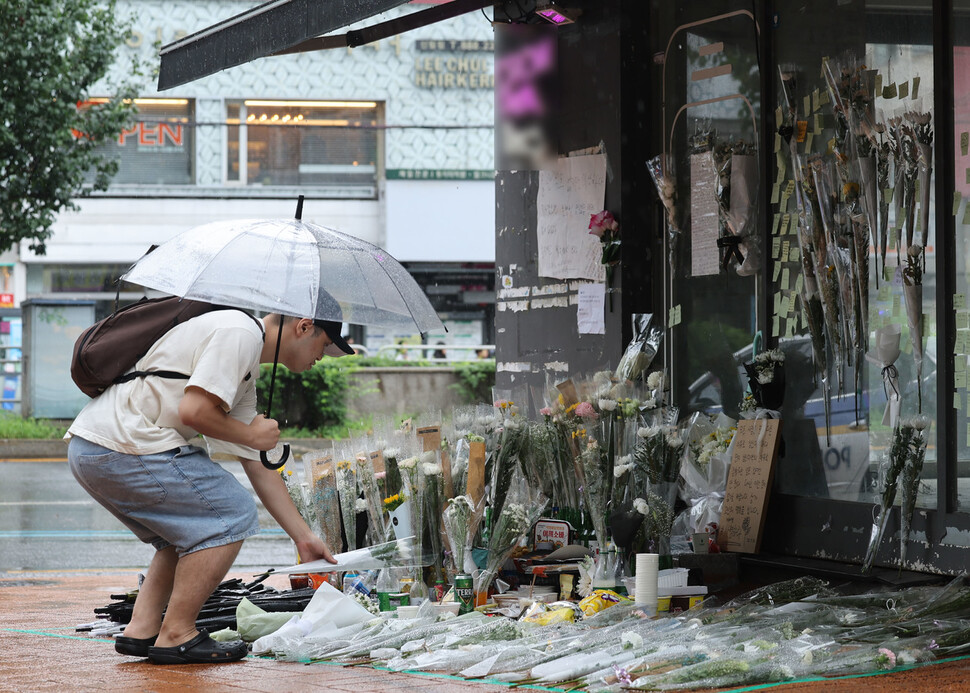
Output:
[912, 76, 920, 99]
[955, 392, 964, 411]
[814, 113, 824, 134]
[956, 293, 967, 310]
[775, 106, 783, 128]
[795, 273, 804, 294]
[875, 73, 883, 95]
[957, 370, 968, 389]
[805, 132, 814, 153]
[772, 315, 780, 337]
[803, 95, 811, 117]
[772, 213, 781, 235]
[898, 80, 909, 99]
[771, 183, 781, 204]
[956, 356, 967, 373]
[790, 247, 801, 263]
[781, 268, 791, 290]
[774, 132, 782, 153]
[883, 82, 897, 99]
[772, 263, 782, 283]
[772, 237, 782, 259]
[782, 240, 791, 261]
[785, 319, 796, 338]
[813, 88, 821, 112]
[958, 311, 970, 330]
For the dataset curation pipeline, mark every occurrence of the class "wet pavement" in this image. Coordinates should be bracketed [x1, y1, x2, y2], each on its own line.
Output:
[5, 458, 970, 691]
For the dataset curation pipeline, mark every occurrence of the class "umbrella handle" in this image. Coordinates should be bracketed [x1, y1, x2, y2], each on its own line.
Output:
[260, 444, 290, 470]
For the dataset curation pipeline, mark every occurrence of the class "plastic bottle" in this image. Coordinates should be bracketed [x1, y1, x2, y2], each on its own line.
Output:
[409, 572, 430, 605]
[376, 568, 396, 612]
[342, 571, 360, 595]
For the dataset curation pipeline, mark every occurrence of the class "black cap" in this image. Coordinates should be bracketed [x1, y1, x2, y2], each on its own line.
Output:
[313, 319, 355, 357]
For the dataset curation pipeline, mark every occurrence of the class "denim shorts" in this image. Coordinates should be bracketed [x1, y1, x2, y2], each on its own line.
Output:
[68, 436, 259, 555]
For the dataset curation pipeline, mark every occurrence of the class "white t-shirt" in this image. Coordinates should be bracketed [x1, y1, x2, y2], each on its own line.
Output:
[67, 310, 265, 459]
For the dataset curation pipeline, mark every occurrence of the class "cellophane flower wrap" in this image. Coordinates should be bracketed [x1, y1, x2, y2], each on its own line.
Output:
[898, 416, 931, 569]
[488, 400, 526, 527]
[862, 416, 929, 573]
[397, 451, 426, 569]
[672, 413, 736, 544]
[633, 421, 683, 555]
[902, 243, 926, 412]
[422, 453, 447, 583]
[865, 323, 902, 429]
[355, 450, 387, 544]
[475, 472, 547, 596]
[335, 454, 358, 553]
[304, 450, 343, 553]
[442, 494, 486, 575]
[281, 535, 418, 575]
[589, 210, 621, 309]
[282, 465, 317, 541]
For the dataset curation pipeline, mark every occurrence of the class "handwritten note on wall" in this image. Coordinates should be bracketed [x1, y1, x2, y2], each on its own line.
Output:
[537, 154, 607, 280]
[718, 419, 782, 554]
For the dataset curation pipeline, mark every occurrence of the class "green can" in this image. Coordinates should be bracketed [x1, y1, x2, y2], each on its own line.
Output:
[454, 573, 474, 614]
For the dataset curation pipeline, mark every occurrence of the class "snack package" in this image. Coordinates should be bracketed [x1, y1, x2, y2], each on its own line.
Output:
[521, 606, 576, 626]
[578, 589, 632, 617]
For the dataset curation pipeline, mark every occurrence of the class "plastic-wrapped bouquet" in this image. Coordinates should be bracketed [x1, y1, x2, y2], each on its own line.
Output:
[863, 416, 930, 573]
[335, 455, 358, 553]
[741, 348, 785, 415]
[442, 494, 486, 575]
[475, 473, 547, 598]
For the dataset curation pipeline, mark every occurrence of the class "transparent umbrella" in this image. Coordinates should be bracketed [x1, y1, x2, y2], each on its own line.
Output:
[121, 197, 444, 467]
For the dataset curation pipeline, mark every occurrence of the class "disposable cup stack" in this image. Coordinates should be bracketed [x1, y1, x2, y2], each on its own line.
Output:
[635, 553, 659, 616]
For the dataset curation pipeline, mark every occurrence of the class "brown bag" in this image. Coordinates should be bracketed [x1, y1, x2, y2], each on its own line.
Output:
[70, 296, 257, 397]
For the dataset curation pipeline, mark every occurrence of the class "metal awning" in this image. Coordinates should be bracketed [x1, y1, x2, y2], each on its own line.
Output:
[157, 0, 495, 91]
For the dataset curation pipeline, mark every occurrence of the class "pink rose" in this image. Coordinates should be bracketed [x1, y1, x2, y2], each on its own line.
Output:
[539, 407, 552, 416]
[588, 210, 618, 238]
[574, 401, 598, 419]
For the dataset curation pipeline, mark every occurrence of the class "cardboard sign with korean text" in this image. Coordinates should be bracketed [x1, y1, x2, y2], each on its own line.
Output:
[717, 419, 782, 554]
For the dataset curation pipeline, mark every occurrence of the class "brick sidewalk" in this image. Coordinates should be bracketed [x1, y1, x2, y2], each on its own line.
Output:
[0, 571, 554, 693]
[5, 571, 970, 692]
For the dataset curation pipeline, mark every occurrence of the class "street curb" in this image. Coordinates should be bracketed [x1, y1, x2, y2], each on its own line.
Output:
[0, 438, 335, 460]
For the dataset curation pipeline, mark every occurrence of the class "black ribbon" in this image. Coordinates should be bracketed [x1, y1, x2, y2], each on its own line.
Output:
[882, 364, 900, 400]
[717, 235, 745, 270]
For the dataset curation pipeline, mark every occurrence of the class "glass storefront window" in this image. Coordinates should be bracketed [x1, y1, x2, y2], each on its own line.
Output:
[226, 99, 381, 192]
[83, 98, 194, 185]
[954, 3, 970, 510]
[658, 2, 942, 514]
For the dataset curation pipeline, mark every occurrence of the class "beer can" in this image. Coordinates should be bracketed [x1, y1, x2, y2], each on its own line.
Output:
[454, 573, 474, 614]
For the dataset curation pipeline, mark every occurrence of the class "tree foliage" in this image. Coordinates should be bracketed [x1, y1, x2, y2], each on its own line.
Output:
[0, 0, 140, 254]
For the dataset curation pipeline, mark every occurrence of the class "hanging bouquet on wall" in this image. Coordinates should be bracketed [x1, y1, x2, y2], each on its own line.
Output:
[899, 416, 931, 569]
[740, 348, 786, 416]
[588, 210, 621, 311]
[903, 244, 926, 412]
[863, 417, 930, 573]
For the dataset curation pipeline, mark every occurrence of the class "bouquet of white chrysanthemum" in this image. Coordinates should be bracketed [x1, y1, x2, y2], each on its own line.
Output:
[442, 494, 486, 575]
[282, 465, 316, 534]
[475, 473, 547, 597]
[278, 535, 418, 575]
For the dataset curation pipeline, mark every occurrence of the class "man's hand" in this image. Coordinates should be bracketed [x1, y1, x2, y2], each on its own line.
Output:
[296, 535, 336, 564]
[246, 413, 281, 452]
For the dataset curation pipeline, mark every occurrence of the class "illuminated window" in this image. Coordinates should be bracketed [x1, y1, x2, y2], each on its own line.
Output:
[84, 98, 194, 185]
[226, 99, 381, 193]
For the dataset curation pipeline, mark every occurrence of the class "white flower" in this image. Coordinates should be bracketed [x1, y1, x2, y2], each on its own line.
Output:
[666, 433, 683, 449]
[422, 462, 442, 476]
[637, 425, 660, 439]
[613, 463, 633, 478]
[383, 448, 399, 460]
[420, 450, 436, 464]
[642, 397, 657, 410]
[647, 371, 665, 390]
[598, 398, 617, 412]
[633, 497, 649, 515]
[398, 457, 418, 470]
[621, 631, 643, 650]
[355, 498, 369, 512]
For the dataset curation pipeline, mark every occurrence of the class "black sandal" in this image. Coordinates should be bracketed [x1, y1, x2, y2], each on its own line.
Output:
[147, 631, 248, 664]
[115, 633, 158, 657]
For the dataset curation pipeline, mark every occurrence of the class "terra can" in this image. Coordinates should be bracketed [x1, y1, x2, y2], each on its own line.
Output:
[455, 573, 474, 614]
